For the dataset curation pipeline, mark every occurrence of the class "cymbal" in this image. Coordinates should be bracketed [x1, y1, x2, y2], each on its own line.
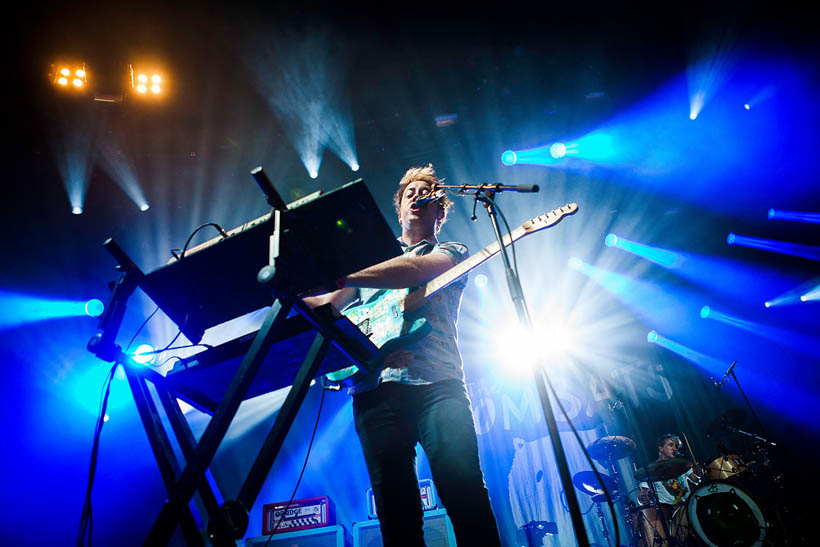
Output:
[572, 470, 619, 501]
[706, 408, 747, 438]
[634, 458, 692, 481]
[587, 435, 637, 462]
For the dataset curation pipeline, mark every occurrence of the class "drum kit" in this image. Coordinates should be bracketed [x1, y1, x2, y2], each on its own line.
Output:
[571, 409, 783, 546]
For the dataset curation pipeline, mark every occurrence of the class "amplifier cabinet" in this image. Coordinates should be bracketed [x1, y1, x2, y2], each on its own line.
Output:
[246, 524, 351, 547]
[352, 509, 456, 547]
[366, 478, 437, 519]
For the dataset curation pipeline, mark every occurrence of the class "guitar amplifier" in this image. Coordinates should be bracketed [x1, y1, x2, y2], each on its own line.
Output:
[246, 524, 351, 547]
[352, 509, 456, 547]
[262, 496, 335, 534]
[366, 478, 438, 519]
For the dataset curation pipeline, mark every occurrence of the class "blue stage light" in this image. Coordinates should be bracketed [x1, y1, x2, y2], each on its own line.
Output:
[85, 299, 104, 317]
[1, 291, 106, 328]
[567, 257, 583, 270]
[549, 143, 566, 159]
[72, 206, 83, 215]
[474, 274, 488, 288]
[725, 232, 820, 261]
[603, 233, 683, 268]
[132, 344, 156, 365]
[647, 330, 658, 342]
[744, 104, 751, 110]
[501, 150, 517, 166]
[700, 305, 711, 319]
[767, 208, 820, 224]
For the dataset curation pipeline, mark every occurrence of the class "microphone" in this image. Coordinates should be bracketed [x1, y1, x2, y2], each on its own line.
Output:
[713, 360, 737, 390]
[413, 189, 447, 207]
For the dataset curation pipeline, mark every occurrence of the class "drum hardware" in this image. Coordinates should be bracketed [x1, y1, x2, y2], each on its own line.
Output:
[725, 425, 776, 448]
[585, 436, 637, 546]
[588, 435, 637, 463]
[572, 471, 621, 547]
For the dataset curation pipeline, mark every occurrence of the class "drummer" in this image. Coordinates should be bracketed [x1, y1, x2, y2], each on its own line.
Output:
[637, 434, 697, 507]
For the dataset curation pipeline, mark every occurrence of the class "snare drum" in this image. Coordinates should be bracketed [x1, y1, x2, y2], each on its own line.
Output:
[670, 481, 766, 546]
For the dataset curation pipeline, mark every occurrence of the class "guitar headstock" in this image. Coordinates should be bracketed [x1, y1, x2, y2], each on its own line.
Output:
[522, 203, 579, 232]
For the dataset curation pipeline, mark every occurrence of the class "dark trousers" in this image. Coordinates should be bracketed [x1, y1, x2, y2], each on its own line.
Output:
[353, 379, 502, 547]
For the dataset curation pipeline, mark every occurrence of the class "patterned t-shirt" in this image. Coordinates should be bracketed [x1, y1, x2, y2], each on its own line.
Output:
[639, 467, 695, 505]
[348, 238, 469, 395]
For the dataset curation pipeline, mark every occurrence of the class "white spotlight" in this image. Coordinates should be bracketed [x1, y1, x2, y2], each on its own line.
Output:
[133, 343, 156, 365]
[72, 206, 83, 215]
[351, 163, 359, 172]
[140, 203, 150, 212]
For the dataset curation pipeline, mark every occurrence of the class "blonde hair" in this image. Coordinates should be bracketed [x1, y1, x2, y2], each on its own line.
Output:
[393, 164, 454, 233]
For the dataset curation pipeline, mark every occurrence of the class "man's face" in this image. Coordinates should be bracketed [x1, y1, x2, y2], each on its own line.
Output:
[398, 180, 442, 232]
[659, 438, 678, 460]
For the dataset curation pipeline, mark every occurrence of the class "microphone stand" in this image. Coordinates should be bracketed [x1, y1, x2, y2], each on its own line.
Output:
[726, 363, 770, 444]
[443, 184, 589, 547]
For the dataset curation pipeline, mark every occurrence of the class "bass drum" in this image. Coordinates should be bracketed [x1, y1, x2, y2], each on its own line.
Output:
[670, 481, 767, 546]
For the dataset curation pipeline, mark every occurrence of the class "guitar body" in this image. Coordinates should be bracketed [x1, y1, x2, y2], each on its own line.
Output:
[324, 288, 432, 382]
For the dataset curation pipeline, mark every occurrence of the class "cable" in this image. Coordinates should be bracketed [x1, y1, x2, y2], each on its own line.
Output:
[77, 303, 164, 546]
[263, 386, 327, 547]
[124, 306, 159, 353]
[179, 223, 229, 259]
[543, 368, 620, 547]
[77, 363, 118, 547]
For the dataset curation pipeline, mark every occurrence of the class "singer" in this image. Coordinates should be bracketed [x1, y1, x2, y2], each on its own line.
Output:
[304, 164, 501, 546]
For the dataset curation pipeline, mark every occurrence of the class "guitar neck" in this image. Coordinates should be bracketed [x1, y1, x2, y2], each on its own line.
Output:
[420, 225, 527, 299]
[399, 203, 577, 312]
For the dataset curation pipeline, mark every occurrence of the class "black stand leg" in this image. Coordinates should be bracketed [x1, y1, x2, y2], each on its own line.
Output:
[154, 377, 224, 522]
[124, 366, 206, 546]
[146, 297, 294, 545]
[238, 332, 331, 510]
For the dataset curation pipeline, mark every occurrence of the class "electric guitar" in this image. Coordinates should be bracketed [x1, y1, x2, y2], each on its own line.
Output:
[325, 202, 579, 382]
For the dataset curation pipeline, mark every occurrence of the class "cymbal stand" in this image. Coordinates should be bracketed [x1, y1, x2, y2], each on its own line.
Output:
[594, 501, 611, 547]
[726, 364, 770, 448]
[724, 365, 782, 489]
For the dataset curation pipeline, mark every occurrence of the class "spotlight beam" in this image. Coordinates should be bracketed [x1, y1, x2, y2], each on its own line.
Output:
[768, 209, 820, 224]
[604, 234, 683, 268]
[727, 233, 820, 261]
